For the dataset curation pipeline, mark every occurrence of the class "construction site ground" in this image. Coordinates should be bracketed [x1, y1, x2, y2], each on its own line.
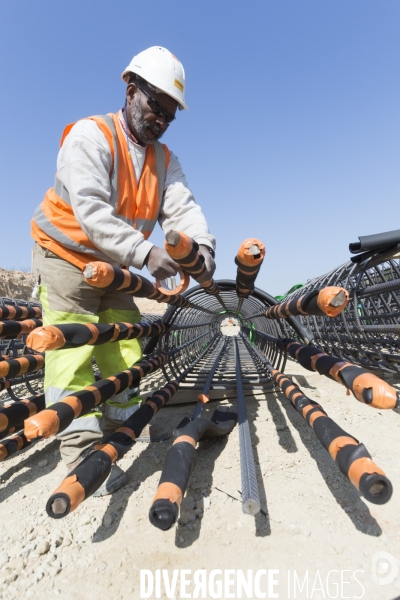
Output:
[1, 315, 400, 599]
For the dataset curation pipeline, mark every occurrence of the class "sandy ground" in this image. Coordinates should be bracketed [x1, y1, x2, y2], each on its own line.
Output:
[1, 341, 400, 600]
[133, 298, 168, 316]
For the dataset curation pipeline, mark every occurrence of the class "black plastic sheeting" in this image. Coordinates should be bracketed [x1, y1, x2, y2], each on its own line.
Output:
[350, 229, 400, 254]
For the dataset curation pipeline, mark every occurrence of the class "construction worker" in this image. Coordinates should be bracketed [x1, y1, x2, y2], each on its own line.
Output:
[30, 46, 216, 495]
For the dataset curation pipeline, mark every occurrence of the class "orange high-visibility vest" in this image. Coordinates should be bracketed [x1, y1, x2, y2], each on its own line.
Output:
[31, 113, 170, 269]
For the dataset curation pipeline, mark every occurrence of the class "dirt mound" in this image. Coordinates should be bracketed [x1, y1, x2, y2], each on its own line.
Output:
[0, 268, 35, 301]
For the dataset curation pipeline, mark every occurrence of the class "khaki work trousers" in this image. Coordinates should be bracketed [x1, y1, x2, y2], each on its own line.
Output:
[32, 243, 143, 464]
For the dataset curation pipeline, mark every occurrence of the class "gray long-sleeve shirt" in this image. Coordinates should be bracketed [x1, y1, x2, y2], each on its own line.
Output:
[56, 117, 215, 270]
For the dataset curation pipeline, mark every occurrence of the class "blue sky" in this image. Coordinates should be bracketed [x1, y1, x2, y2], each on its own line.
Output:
[1, 1, 399, 295]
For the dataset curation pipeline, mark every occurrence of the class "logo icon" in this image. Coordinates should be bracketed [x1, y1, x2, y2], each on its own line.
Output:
[372, 551, 398, 586]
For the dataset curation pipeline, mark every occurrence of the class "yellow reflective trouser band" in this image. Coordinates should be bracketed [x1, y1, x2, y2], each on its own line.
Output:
[40, 286, 99, 395]
[80, 412, 103, 419]
[39, 286, 142, 395]
[95, 306, 142, 378]
[105, 395, 142, 408]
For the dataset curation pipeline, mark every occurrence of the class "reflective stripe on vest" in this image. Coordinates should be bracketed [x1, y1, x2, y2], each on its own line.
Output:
[31, 112, 169, 269]
[32, 204, 111, 262]
[52, 114, 120, 211]
[52, 175, 133, 227]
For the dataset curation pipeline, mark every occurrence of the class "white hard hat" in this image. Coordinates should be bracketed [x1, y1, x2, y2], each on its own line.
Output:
[122, 46, 188, 111]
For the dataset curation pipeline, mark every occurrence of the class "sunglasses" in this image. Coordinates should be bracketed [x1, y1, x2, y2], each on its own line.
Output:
[135, 83, 176, 125]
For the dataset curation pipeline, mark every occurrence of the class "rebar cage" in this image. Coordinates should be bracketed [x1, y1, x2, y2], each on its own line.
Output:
[0, 297, 43, 400]
[157, 280, 287, 393]
[282, 249, 400, 374]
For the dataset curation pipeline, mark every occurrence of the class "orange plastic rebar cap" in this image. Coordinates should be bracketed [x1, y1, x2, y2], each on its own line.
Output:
[26, 326, 66, 352]
[317, 287, 349, 317]
[236, 238, 266, 267]
[164, 230, 193, 260]
[83, 262, 116, 287]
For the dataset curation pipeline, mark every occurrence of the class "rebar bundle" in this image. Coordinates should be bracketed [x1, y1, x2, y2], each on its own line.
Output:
[0, 231, 398, 525]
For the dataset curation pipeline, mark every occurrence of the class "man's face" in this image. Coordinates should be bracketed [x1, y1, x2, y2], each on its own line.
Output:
[126, 81, 178, 144]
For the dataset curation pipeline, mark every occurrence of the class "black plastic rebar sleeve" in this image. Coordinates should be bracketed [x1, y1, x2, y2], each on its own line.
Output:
[83, 262, 192, 308]
[0, 354, 44, 379]
[0, 305, 42, 321]
[45, 382, 180, 518]
[264, 287, 348, 319]
[279, 338, 399, 409]
[24, 354, 168, 441]
[0, 394, 45, 439]
[149, 408, 238, 530]
[272, 370, 392, 504]
[0, 318, 43, 338]
[26, 320, 170, 352]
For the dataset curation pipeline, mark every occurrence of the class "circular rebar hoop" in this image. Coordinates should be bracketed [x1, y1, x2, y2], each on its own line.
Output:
[157, 280, 289, 387]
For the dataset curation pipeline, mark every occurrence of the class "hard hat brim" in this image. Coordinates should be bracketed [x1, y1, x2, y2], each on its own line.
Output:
[121, 69, 189, 111]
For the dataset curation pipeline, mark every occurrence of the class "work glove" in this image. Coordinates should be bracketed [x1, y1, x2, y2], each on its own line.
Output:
[145, 246, 180, 280]
[197, 245, 216, 283]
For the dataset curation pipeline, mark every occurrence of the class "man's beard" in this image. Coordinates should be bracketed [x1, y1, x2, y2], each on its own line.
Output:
[129, 96, 164, 144]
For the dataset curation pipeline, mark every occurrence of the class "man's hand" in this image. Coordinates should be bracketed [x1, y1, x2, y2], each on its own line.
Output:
[145, 246, 180, 280]
[197, 245, 216, 283]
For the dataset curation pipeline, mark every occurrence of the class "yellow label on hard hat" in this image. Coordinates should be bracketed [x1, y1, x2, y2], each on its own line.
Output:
[174, 78, 184, 92]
